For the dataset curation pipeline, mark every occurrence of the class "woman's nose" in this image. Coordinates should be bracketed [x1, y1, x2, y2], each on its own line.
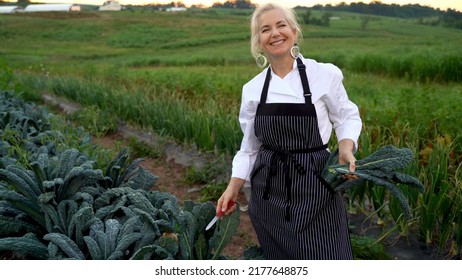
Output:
[271, 27, 280, 36]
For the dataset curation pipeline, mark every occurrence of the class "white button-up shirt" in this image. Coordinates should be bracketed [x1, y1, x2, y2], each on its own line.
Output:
[232, 56, 362, 184]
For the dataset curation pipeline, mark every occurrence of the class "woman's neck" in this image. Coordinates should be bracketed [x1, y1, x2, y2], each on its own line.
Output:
[270, 56, 295, 78]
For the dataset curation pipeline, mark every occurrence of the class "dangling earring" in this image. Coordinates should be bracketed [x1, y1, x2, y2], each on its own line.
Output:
[256, 53, 268, 68]
[290, 43, 300, 59]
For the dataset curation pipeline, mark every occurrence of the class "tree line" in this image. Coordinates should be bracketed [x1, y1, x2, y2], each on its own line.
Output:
[209, 0, 462, 29]
[308, 1, 443, 18]
[196, 0, 462, 29]
[211, 0, 255, 9]
[304, 1, 462, 29]
[2, 0, 460, 29]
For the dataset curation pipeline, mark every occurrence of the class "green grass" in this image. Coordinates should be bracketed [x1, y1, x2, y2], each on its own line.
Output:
[3, 9, 461, 151]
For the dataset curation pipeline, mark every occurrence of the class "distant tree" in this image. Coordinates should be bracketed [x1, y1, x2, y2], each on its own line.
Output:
[349, 2, 370, 14]
[302, 9, 312, 24]
[235, 0, 254, 9]
[211, 2, 223, 8]
[302, 9, 331, 27]
[321, 12, 332, 26]
[440, 8, 462, 29]
[222, 1, 233, 8]
[360, 16, 370, 29]
[212, 0, 255, 9]
[17, 0, 30, 8]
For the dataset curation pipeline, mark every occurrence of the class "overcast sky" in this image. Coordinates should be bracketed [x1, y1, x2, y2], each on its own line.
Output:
[6, 1, 461, 11]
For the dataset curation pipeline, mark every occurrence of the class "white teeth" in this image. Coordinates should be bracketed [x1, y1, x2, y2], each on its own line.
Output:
[271, 40, 284, 45]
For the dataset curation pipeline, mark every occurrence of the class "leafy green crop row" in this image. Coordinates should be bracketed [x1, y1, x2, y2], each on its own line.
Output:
[0, 91, 240, 260]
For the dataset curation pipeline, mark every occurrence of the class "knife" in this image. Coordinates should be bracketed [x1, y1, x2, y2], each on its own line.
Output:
[205, 200, 236, 231]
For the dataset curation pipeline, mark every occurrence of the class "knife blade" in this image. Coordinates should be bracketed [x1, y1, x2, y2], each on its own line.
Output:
[205, 200, 235, 231]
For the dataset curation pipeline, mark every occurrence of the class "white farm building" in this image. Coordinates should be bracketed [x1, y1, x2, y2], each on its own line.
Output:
[166, 7, 187, 12]
[0, 6, 20, 14]
[99, 1, 122, 11]
[24, 4, 81, 12]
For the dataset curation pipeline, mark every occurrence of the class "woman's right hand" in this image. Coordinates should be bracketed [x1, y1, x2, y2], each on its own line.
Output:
[216, 178, 245, 216]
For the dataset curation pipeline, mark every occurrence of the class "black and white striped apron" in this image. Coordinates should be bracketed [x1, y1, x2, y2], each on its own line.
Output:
[248, 57, 352, 260]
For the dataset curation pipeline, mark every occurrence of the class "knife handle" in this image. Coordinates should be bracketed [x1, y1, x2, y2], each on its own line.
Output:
[217, 200, 236, 217]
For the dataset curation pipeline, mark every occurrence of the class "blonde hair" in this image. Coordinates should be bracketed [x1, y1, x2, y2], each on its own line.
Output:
[250, 3, 303, 59]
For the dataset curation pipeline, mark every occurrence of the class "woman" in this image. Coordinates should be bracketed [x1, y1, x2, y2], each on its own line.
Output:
[217, 3, 362, 260]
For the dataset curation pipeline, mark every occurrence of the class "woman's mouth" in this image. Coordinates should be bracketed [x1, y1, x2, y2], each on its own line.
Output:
[270, 39, 285, 46]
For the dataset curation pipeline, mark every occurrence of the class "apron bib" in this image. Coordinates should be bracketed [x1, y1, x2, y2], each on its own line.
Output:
[248, 58, 352, 260]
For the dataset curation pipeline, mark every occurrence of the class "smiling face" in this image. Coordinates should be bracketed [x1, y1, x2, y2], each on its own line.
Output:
[258, 8, 297, 60]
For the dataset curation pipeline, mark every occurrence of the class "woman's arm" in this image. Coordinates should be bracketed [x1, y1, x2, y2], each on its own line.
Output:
[322, 65, 362, 154]
[217, 83, 260, 216]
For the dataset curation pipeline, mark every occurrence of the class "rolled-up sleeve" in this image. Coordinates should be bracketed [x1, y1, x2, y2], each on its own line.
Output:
[231, 87, 261, 183]
[324, 67, 362, 151]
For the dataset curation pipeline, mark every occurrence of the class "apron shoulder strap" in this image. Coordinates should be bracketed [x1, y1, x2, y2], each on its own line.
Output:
[259, 67, 272, 104]
[296, 57, 313, 104]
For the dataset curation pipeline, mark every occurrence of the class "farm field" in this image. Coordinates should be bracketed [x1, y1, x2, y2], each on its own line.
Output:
[1, 8, 462, 259]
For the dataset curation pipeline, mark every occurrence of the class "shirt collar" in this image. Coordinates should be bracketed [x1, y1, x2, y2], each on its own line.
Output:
[268, 54, 305, 79]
